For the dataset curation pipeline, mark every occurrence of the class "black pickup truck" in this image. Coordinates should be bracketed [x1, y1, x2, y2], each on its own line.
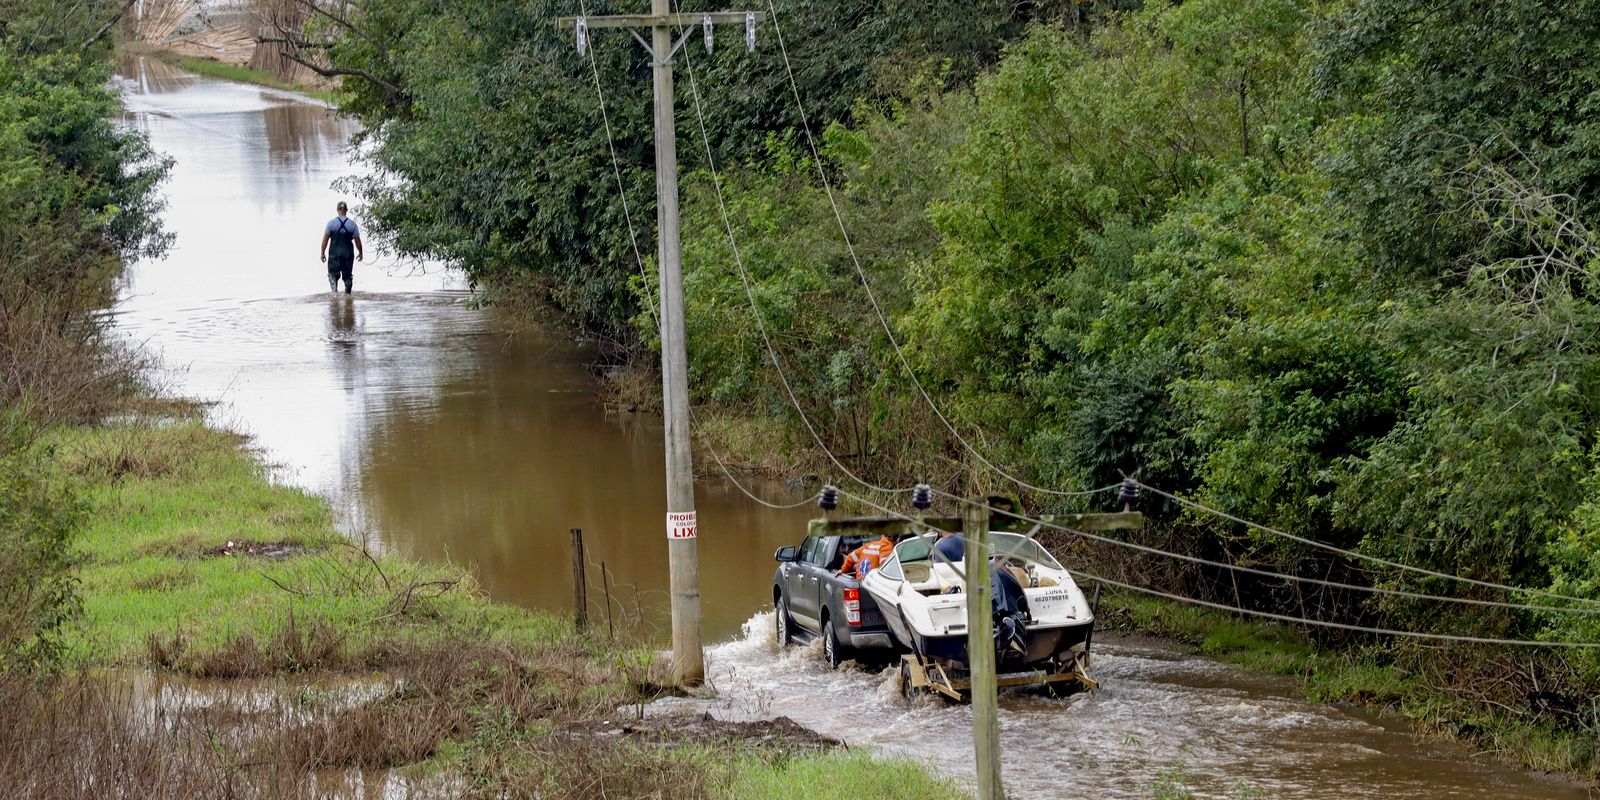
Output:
[771, 516, 900, 668]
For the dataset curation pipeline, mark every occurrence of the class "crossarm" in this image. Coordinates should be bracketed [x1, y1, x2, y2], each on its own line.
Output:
[555, 11, 760, 29]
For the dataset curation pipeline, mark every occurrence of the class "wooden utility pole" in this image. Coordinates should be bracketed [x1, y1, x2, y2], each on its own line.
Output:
[556, 3, 761, 687]
[963, 500, 1003, 799]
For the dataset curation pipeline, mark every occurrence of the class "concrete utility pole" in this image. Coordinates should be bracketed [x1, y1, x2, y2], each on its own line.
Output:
[963, 500, 1003, 799]
[556, 4, 761, 687]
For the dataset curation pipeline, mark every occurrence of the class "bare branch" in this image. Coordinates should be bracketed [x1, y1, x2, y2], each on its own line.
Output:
[281, 50, 408, 101]
[83, 0, 139, 48]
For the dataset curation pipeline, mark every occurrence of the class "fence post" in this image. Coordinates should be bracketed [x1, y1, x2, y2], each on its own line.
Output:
[571, 528, 587, 631]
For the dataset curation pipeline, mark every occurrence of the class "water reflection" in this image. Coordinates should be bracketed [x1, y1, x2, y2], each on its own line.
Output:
[262, 101, 349, 167]
[119, 53, 199, 95]
[345, 326, 813, 635]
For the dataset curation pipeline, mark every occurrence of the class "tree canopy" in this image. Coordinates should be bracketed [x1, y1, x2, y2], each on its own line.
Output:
[328, 0, 1600, 728]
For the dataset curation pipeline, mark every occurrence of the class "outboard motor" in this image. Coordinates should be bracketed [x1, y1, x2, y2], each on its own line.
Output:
[991, 564, 1030, 663]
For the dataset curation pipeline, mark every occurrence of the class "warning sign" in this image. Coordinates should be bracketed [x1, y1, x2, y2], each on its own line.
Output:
[667, 511, 698, 540]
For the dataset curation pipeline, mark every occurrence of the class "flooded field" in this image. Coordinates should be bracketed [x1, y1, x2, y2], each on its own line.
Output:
[112, 57, 1594, 798]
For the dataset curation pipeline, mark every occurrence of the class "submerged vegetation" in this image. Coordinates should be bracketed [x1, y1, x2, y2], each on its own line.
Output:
[318, 0, 1600, 778]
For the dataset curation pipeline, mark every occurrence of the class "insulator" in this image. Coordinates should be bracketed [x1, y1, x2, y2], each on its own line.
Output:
[1118, 479, 1140, 507]
[818, 484, 838, 510]
[575, 17, 588, 56]
[703, 14, 714, 54]
[745, 11, 757, 51]
[911, 483, 932, 511]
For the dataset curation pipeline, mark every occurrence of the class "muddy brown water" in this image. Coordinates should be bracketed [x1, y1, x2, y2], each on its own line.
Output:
[113, 55, 815, 641]
[113, 58, 1592, 799]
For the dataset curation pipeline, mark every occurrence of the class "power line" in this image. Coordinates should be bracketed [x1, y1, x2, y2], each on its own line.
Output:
[694, 417, 821, 509]
[759, 0, 1107, 500]
[831, 486, 1600, 649]
[1134, 479, 1600, 609]
[579, 1, 818, 514]
[673, 7, 913, 500]
[671, 2, 1600, 621]
[579, 0, 650, 315]
[919, 486, 1600, 618]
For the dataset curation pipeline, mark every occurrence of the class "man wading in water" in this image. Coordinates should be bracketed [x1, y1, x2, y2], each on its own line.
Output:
[319, 201, 363, 294]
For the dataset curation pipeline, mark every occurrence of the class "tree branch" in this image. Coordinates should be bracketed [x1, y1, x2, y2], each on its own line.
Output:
[281, 50, 408, 102]
[83, 0, 138, 49]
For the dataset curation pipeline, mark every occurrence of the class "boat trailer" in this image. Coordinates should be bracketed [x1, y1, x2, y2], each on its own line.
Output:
[898, 645, 1097, 702]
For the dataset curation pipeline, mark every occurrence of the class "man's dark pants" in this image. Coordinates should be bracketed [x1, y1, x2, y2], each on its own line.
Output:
[328, 253, 354, 293]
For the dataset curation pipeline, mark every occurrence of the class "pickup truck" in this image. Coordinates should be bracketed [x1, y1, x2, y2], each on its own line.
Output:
[771, 517, 900, 668]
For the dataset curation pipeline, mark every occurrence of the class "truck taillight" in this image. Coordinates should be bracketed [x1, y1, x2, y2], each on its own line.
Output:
[843, 588, 861, 625]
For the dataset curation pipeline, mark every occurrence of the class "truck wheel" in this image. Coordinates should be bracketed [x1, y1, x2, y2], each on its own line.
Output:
[775, 597, 794, 646]
[822, 618, 850, 669]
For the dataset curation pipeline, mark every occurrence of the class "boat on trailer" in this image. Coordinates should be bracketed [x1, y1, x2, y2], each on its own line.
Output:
[859, 525, 1099, 701]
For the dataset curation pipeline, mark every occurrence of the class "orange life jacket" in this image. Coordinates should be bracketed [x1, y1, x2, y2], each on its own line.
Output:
[839, 535, 895, 578]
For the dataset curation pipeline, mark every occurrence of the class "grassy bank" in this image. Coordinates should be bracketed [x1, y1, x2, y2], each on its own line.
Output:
[122, 42, 339, 104]
[1104, 592, 1599, 781]
[16, 416, 967, 798]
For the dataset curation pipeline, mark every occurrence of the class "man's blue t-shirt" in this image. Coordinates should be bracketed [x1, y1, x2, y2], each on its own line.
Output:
[326, 216, 360, 258]
[933, 534, 964, 563]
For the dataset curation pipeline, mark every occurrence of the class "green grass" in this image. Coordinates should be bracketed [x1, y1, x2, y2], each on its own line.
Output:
[48, 420, 561, 666]
[722, 750, 968, 799]
[40, 417, 973, 795]
[1108, 591, 1317, 675]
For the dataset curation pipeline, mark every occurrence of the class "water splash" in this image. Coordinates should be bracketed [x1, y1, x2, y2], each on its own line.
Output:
[657, 613, 1590, 799]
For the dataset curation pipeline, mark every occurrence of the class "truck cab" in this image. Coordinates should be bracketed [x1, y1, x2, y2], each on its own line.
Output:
[772, 518, 898, 668]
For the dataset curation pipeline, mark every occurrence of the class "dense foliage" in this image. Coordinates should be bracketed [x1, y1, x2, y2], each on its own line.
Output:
[0, 0, 170, 675]
[682, 0, 1600, 648]
[326, 0, 1084, 332]
[333, 0, 1600, 753]
[0, 4, 171, 421]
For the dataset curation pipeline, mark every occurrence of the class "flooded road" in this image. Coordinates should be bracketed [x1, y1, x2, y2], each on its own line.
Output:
[113, 58, 1592, 798]
[669, 616, 1593, 799]
[113, 56, 814, 639]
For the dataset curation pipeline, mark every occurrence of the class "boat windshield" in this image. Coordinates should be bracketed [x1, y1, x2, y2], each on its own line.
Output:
[991, 532, 1063, 569]
[895, 535, 933, 565]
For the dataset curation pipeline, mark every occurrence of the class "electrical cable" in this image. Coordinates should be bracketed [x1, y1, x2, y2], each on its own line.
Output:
[672, 6, 914, 500]
[579, 0, 815, 512]
[698, 5, 1599, 614]
[1133, 479, 1600, 608]
[760, 0, 1110, 499]
[831, 486, 1600, 649]
[919, 486, 1600, 618]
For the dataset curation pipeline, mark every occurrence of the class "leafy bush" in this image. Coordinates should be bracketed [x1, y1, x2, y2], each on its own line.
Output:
[0, 13, 171, 423]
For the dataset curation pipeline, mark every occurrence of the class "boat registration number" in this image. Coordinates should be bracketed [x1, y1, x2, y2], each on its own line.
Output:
[1030, 588, 1075, 613]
